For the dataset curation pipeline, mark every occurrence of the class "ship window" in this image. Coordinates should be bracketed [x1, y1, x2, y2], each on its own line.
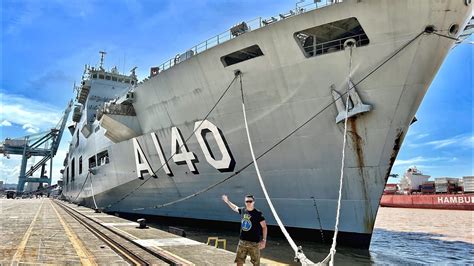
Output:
[112, 76, 117, 81]
[79, 156, 83, 175]
[71, 158, 75, 181]
[131, 80, 135, 85]
[75, 132, 79, 147]
[66, 167, 69, 184]
[92, 74, 97, 79]
[125, 79, 130, 84]
[97, 150, 109, 166]
[294, 17, 369, 58]
[99, 74, 105, 79]
[118, 78, 123, 82]
[89, 155, 96, 169]
[106, 75, 111, 80]
[221, 45, 264, 67]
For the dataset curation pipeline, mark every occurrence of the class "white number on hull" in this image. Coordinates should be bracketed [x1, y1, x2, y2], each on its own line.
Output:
[132, 138, 156, 179]
[194, 120, 234, 171]
[171, 127, 198, 174]
[133, 121, 234, 177]
[151, 132, 173, 176]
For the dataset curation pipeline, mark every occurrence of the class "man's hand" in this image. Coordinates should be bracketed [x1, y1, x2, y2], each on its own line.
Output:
[258, 240, 266, 250]
[222, 195, 239, 213]
[222, 194, 228, 203]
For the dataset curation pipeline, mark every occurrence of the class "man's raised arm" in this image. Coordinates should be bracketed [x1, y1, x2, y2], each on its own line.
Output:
[222, 195, 239, 213]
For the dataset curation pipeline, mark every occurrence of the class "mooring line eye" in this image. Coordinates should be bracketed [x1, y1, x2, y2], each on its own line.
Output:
[424, 25, 436, 34]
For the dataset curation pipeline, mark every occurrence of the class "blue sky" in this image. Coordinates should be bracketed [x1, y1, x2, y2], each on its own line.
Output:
[1, 0, 472, 185]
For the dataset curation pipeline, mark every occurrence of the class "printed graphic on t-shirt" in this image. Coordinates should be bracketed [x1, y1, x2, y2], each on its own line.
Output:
[241, 213, 252, 231]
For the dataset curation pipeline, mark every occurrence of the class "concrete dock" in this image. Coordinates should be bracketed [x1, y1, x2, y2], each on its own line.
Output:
[0, 198, 284, 265]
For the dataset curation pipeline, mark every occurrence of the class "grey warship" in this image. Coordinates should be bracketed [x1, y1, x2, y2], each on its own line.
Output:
[61, 0, 473, 248]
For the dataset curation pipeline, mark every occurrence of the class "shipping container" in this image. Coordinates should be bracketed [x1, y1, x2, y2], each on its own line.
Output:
[463, 176, 474, 193]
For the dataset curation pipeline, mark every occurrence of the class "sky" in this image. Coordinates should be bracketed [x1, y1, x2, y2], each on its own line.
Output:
[0, 0, 472, 186]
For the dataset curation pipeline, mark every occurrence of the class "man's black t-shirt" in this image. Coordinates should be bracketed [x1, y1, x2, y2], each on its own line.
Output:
[238, 207, 265, 243]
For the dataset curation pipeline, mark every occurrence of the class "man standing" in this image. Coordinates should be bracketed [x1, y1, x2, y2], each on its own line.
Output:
[222, 194, 267, 266]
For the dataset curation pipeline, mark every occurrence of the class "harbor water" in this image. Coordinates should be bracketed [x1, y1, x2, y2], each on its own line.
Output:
[141, 207, 473, 265]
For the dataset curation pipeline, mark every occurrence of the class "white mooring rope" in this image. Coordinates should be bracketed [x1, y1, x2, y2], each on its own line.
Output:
[238, 74, 314, 265]
[89, 174, 99, 211]
[322, 44, 354, 266]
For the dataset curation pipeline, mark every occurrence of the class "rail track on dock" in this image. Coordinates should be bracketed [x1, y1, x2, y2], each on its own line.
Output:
[53, 199, 185, 265]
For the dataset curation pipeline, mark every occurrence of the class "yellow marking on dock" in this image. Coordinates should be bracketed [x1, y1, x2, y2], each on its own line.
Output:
[11, 198, 45, 264]
[49, 200, 97, 266]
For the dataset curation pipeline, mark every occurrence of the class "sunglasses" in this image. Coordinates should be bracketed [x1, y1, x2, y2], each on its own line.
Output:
[245, 200, 254, 203]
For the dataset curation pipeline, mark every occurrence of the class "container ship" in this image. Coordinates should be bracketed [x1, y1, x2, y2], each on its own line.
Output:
[59, 0, 473, 248]
[381, 167, 474, 211]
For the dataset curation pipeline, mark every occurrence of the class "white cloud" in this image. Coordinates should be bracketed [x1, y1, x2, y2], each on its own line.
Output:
[0, 120, 12, 127]
[0, 91, 62, 134]
[414, 133, 429, 140]
[0, 159, 21, 184]
[408, 134, 474, 149]
[394, 156, 454, 166]
[22, 123, 40, 134]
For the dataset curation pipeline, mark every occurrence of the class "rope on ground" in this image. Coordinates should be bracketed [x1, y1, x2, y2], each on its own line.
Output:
[104, 75, 239, 210]
[238, 72, 314, 264]
[128, 30, 429, 213]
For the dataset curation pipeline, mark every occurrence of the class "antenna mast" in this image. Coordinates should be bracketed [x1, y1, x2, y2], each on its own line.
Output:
[99, 51, 107, 70]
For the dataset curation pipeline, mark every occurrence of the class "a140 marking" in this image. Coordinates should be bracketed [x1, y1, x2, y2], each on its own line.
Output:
[133, 119, 235, 178]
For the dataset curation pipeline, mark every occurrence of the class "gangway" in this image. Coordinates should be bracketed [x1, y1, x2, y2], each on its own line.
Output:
[0, 100, 72, 192]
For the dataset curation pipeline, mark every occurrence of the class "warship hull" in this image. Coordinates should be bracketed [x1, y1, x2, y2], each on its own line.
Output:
[62, 0, 473, 248]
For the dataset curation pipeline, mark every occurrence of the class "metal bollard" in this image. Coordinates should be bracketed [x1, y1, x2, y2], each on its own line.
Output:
[137, 218, 148, 229]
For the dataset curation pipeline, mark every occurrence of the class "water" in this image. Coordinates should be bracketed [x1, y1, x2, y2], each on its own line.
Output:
[140, 207, 473, 265]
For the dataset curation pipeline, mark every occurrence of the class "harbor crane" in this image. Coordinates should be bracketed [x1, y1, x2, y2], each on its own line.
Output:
[0, 101, 72, 192]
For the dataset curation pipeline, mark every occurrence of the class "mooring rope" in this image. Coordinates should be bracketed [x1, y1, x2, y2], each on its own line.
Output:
[72, 171, 91, 203]
[61, 28, 457, 263]
[126, 30, 429, 214]
[89, 173, 99, 210]
[322, 43, 353, 266]
[104, 75, 239, 210]
[238, 73, 314, 264]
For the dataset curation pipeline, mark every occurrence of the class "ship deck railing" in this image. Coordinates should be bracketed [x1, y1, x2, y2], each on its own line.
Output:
[155, 0, 342, 74]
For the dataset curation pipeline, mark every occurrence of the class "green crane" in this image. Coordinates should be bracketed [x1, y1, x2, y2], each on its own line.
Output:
[0, 101, 72, 192]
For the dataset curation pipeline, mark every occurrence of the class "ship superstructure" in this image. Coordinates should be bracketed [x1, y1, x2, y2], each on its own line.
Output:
[61, 0, 473, 248]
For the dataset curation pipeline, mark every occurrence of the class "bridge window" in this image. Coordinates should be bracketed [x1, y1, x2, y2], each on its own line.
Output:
[99, 74, 105, 79]
[71, 158, 75, 181]
[294, 17, 369, 57]
[106, 75, 111, 80]
[79, 156, 83, 175]
[66, 166, 69, 184]
[112, 76, 117, 81]
[221, 45, 264, 67]
[92, 74, 97, 79]
[97, 150, 109, 166]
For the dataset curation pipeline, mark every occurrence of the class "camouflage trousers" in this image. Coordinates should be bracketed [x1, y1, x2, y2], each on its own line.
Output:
[235, 240, 260, 265]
